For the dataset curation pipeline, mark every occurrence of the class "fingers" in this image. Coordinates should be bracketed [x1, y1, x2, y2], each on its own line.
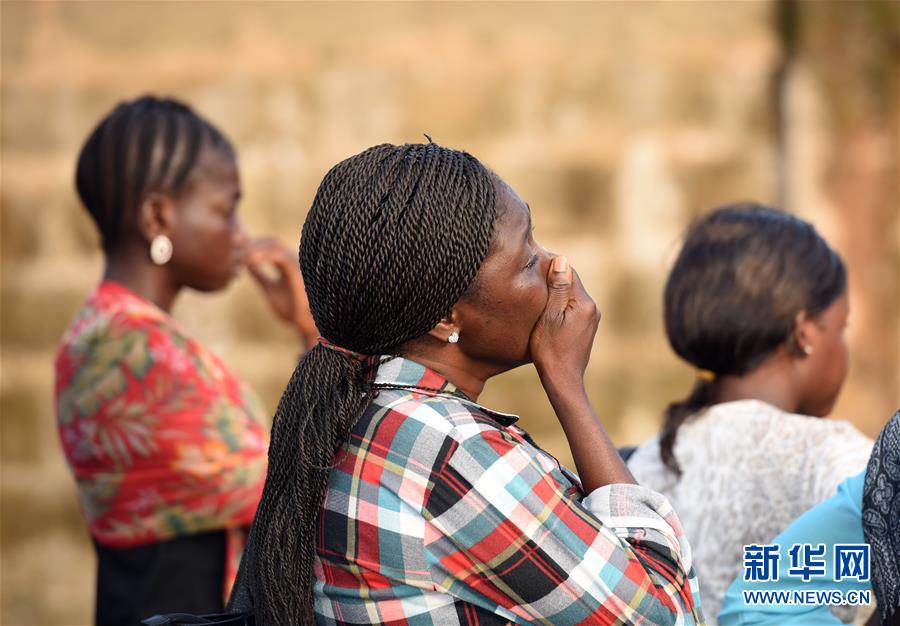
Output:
[546, 256, 573, 316]
[245, 261, 287, 296]
[245, 259, 273, 285]
[544, 257, 600, 326]
[569, 267, 601, 323]
[245, 237, 301, 282]
[245, 237, 296, 266]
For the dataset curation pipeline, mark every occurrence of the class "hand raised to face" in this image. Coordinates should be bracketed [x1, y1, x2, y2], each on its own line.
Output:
[244, 236, 318, 347]
[529, 256, 601, 390]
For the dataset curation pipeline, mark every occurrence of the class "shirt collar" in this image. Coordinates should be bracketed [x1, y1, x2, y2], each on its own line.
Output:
[373, 356, 520, 427]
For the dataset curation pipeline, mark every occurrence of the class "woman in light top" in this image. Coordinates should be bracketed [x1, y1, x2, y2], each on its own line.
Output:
[627, 203, 873, 623]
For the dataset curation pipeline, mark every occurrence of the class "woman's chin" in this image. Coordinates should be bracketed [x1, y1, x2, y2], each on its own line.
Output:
[188, 273, 234, 293]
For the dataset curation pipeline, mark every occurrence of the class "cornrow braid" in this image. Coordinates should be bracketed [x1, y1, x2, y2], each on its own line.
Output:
[231, 143, 497, 625]
[75, 95, 233, 253]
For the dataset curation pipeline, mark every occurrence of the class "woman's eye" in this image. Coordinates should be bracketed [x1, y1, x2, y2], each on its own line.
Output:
[524, 254, 538, 270]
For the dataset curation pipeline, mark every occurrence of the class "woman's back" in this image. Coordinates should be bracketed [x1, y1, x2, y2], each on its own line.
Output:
[316, 356, 703, 625]
[628, 399, 872, 621]
[56, 279, 269, 547]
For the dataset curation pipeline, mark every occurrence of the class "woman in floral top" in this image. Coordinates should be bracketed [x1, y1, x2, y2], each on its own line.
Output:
[56, 95, 316, 625]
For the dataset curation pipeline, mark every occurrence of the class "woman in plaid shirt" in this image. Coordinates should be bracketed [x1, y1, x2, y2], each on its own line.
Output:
[230, 143, 705, 625]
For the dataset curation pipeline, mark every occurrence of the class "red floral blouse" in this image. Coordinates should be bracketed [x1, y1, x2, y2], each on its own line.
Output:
[55, 280, 269, 594]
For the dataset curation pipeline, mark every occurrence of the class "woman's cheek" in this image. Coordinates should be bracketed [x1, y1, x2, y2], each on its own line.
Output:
[528, 273, 550, 318]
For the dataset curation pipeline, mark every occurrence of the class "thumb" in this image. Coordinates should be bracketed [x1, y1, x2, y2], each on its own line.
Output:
[546, 256, 572, 316]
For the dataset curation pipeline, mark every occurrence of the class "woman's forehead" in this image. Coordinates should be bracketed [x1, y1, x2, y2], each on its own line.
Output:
[486, 184, 531, 263]
[494, 180, 530, 230]
[194, 146, 238, 180]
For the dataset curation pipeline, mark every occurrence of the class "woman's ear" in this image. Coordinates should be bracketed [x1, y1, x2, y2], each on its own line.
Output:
[791, 310, 817, 358]
[137, 192, 176, 243]
[426, 308, 462, 344]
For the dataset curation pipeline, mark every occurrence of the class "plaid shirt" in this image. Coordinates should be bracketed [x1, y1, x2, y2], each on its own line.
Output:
[315, 357, 704, 625]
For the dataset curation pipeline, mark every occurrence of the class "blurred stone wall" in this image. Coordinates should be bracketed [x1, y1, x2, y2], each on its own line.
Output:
[1, 2, 897, 624]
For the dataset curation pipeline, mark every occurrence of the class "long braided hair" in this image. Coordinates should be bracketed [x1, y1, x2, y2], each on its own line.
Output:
[659, 203, 846, 475]
[233, 143, 498, 625]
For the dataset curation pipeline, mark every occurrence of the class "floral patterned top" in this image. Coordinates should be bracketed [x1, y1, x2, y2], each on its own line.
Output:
[55, 280, 269, 592]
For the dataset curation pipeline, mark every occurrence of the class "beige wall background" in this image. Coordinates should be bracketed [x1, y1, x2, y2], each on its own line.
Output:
[1, 2, 897, 624]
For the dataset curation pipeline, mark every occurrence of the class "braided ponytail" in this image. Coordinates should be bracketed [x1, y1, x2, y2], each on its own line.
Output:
[659, 379, 716, 474]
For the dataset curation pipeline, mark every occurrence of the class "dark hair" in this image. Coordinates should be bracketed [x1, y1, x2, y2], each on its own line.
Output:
[75, 95, 233, 253]
[659, 203, 846, 474]
[235, 143, 497, 625]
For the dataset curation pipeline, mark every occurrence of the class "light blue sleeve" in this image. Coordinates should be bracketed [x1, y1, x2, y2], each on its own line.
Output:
[718, 470, 868, 626]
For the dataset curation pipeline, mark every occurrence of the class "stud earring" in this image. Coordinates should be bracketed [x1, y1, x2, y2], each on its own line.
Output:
[803, 345, 814, 356]
[448, 331, 459, 344]
[150, 235, 173, 265]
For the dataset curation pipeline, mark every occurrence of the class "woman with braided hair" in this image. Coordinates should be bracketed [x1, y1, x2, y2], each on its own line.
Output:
[229, 142, 704, 625]
[55, 95, 317, 624]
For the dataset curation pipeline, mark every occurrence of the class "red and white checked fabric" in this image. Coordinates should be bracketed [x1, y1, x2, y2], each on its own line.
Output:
[314, 357, 705, 625]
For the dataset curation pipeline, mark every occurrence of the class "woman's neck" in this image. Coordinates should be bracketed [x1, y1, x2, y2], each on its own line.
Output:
[712, 351, 802, 414]
[401, 352, 488, 401]
[399, 339, 521, 402]
[104, 253, 180, 313]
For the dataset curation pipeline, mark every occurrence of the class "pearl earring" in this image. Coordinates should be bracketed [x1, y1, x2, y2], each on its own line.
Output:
[448, 331, 459, 344]
[150, 235, 173, 265]
[803, 345, 814, 356]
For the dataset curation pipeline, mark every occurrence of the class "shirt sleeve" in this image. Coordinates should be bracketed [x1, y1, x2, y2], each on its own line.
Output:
[718, 471, 869, 626]
[421, 426, 705, 625]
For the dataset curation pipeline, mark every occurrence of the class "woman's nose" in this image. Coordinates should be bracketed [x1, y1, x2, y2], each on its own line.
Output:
[233, 219, 249, 243]
[538, 246, 556, 273]
[232, 220, 250, 257]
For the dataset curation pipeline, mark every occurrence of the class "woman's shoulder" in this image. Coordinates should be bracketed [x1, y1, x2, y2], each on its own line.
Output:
[627, 400, 872, 483]
[684, 399, 867, 444]
[627, 403, 759, 477]
[338, 389, 521, 497]
[702, 400, 872, 505]
[740, 401, 872, 451]
[60, 281, 179, 348]
[55, 280, 231, 396]
[356, 388, 525, 472]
